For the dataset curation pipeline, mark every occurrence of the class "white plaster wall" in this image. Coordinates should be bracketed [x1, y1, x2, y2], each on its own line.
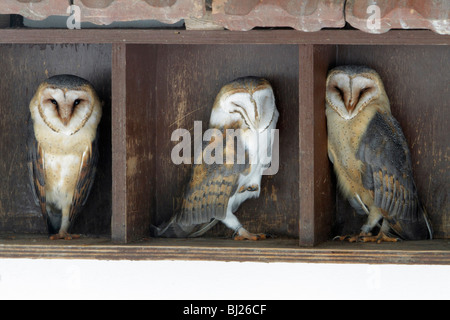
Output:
[0, 259, 449, 300]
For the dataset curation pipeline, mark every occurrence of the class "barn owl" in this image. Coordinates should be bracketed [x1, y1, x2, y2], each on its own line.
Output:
[154, 77, 279, 240]
[326, 66, 432, 243]
[27, 75, 102, 240]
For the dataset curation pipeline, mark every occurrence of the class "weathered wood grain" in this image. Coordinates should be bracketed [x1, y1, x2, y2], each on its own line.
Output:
[0, 235, 448, 265]
[111, 43, 127, 242]
[124, 45, 158, 242]
[299, 45, 337, 246]
[0, 30, 448, 46]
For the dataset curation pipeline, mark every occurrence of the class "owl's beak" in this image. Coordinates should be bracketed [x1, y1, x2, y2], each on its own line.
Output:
[58, 106, 73, 126]
[346, 100, 357, 114]
[61, 117, 70, 126]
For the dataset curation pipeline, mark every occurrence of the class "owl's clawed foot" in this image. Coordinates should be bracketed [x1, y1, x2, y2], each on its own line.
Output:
[333, 234, 365, 243]
[234, 228, 267, 241]
[359, 232, 401, 244]
[334, 232, 400, 244]
[234, 233, 267, 241]
[49, 233, 81, 240]
[238, 184, 259, 193]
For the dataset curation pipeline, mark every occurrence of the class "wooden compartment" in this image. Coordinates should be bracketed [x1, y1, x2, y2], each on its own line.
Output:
[333, 45, 449, 239]
[0, 43, 112, 237]
[300, 44, 450, 244]
[114, 44, 299, 243]
[0, 30, 448, 265]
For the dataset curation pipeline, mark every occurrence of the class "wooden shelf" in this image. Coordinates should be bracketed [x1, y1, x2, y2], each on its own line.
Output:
[0, 235, 449, 265]
[0, 29, 448, 45]
[0, 29, 448, 264]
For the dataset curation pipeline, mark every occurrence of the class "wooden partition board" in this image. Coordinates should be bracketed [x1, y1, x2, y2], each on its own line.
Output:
[0, 30, 448, 264]
[299, 45, 337, 246]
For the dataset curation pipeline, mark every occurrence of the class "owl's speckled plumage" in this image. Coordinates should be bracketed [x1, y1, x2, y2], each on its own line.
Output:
[326, 66, 432, 243]
[153, 77, 279, 240]
[27, 75, 102, 240]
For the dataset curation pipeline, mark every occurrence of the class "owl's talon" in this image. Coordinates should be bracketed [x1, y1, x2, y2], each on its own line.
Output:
[233, 228, 267, 241]
[247, 185, 259, 192]
[49, 233, 81, 240]
[334, 235, 358, 242]
[357, 232, 399, 243]
[333, 235, 348, 241]
[234, 234, 266, 241]
[238, 184, 259, 193]
[334, 233, 373, 243]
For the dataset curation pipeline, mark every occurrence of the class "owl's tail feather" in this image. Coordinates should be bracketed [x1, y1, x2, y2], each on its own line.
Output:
[150, 217, 219, 238]
[188, 220, 219, 238]
[389, 204, 433, 241]
[407, 204, 433, 240]
[150, 220, 191, 238]
[422, 206, 433, 240]
[45, 205, 62, 235]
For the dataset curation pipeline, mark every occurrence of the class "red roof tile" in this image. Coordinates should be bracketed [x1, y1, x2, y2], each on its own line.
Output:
[0, 0, 205, 25]
[0, 0, 448, 34]
[346, 0, 449, 35]
[211, 0, 346, 31]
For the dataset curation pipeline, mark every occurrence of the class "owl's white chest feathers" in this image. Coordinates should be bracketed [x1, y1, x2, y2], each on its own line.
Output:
[32, 108, 98, 209]
[229, 128, 275, 213]
[44, 154, 81, 209]
[39, 131, 89, 210]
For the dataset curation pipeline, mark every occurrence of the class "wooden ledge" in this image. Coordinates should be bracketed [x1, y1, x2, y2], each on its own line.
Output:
[0, 235, 449, 265]
[0, 29, 448, 45]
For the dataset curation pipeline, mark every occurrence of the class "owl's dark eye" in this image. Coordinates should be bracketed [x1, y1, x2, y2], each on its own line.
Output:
[361, 87, 371, 95]
[334, 86, 344, 98]
[73, 99, 82, 107]
[358, 87, 371, 101]
[50, 99, 58, 106]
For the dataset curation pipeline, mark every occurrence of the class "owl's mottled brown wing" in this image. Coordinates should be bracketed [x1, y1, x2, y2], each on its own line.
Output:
[69, 133, 99, 223]
[27, 118, 47, 221]
[357, 111, 431, 239]
[177, 139, 251, 227]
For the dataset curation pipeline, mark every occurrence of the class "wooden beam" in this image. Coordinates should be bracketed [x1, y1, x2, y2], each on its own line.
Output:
[111, 43, 127, 243]
[0, 29, 448, 45]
